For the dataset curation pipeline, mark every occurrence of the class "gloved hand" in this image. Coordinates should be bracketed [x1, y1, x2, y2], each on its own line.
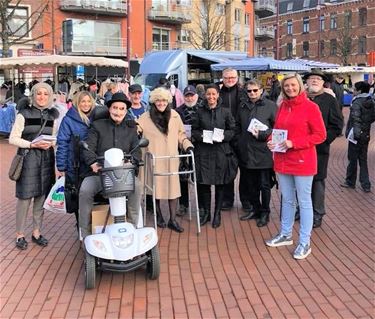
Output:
[185, 146, 194, 153]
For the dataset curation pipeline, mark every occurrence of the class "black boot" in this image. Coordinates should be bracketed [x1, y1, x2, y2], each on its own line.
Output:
[240, 210, 258, 221]
[212, 209, 221, 228]
[313, 215, 322, 228]
[200, 208, 211, 226]
[256, 212, 270, 227]
[156, 200, 166, 228]
[168, 199, 184, 233]
[199, 185, 211, 226]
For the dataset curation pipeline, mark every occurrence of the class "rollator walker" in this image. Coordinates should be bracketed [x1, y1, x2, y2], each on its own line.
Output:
[82, 138, 160, 289]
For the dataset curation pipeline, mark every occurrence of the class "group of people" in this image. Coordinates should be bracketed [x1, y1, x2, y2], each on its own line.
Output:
[8, 68, 374, 261]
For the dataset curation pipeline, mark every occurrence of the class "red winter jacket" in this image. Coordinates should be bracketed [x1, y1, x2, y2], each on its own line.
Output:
[273, 92, 326, 176]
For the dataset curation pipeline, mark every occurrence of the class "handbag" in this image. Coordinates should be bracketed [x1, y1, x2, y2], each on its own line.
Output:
[8, 119, 48, 181]
[8, 150, 29, 181]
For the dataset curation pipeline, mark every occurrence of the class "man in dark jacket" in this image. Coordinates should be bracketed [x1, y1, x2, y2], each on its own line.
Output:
[331, 74, 345, 111]
[79, 92, 142, 238]
[305, 70, 343, 228]
[220, 68, 249, 211]
[268, 75, 281, 102]
[341, 81, 375, 193]
[234, 79, 277, 227]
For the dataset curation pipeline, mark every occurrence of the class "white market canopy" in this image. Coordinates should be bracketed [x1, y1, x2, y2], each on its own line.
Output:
[324, 66, 375, 73]
[285, 58, 339, 70]
[0, 54, 128, 69]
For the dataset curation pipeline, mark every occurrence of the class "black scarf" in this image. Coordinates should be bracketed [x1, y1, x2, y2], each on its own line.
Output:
[150, 104, 171, 135]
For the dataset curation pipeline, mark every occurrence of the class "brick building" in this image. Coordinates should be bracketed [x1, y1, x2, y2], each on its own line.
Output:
[259, 0, 375, 66]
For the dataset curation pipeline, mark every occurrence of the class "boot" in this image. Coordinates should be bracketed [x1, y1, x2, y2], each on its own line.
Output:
[168, 199, 184, 233]
[156, 200, 166, 228]
[212, 209, 221, 228]
[199, 187, 211, 226]
[256, 212, 270, 227]
[200, 208, 211, 226]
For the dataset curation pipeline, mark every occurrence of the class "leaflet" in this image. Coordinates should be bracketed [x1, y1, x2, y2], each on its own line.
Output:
[247, 118, 268, 133]
[203, 130, 213, 144]
[212, 128, 224, 142]
[184, 124, 192, 139]
[347, 128, 357, 144]
[271, 129, 288, 152]
[32, 135, 57, 143]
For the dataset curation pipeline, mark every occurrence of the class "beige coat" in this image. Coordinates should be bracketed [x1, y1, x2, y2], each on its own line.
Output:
[137, 110, 192, 199]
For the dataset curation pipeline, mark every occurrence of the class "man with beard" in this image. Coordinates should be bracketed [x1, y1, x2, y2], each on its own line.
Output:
[219, 68, 250, 212]
[304, 70, 343, 228]
[127, 84, 149, 120]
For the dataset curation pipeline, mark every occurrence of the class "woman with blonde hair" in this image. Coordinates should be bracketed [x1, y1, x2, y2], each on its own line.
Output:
[137, 87, 193, 233]
[56, 91, 96, 226]
[265, 74, 326, 260]
[9, 82, 59, 250]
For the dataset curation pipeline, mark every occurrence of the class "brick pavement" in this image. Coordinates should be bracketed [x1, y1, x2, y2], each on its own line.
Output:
[0, 109, 374, 319]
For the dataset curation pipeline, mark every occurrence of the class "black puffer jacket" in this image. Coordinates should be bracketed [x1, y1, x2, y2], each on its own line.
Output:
[234, 97, 277, 169]
[16, 105, 59, 199]
[192, 100, 237, 185]
[83, 118, 141, 175]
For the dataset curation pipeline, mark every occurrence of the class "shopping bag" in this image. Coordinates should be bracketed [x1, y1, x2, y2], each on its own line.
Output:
[43, 177, 66, 214]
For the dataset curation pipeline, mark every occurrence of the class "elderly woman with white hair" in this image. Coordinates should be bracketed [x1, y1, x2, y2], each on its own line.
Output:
[9, 82, 59, 250]
[137, 87, 193, 233]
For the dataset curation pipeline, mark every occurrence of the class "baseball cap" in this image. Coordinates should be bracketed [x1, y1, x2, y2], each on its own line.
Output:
[129, 84, 143, 93]
[183, 85, 197, 96]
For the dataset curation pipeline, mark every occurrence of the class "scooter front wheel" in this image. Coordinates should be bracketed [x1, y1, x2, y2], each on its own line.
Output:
[85, 251, 96, 289]
[147, 246, 160, 280]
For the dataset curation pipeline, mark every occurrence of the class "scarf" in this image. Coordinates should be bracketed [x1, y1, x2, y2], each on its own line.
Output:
[150, 104, 171, 135]
[307, 88, 324, 99]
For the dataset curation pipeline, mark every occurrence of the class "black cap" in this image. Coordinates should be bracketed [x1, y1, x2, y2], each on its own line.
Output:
[106, 92, 132, 108]
[303, 69, 328, 82]
[129, 84, 143, 93]
[183, 85, 197, 96]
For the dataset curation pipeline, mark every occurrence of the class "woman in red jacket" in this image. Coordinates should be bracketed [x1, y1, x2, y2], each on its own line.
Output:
[265, 74, 326, 260]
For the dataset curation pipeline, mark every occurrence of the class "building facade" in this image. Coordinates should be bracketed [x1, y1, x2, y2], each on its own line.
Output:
[259, 0, 375, 65]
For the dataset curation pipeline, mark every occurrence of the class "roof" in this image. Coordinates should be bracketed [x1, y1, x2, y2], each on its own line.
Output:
[279, 0, 347, 14]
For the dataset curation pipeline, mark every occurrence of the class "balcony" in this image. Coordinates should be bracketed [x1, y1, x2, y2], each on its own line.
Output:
[254, 0, 276, 18]
[148, 4, 191, 24]
[60, 0, 127, 16]
[254, 26, 274, 41]
[62, 36, 127, 56]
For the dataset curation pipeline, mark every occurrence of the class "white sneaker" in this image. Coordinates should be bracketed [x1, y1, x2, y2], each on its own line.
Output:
[265, 233, 293, 247]
[293, 243, 311, 260]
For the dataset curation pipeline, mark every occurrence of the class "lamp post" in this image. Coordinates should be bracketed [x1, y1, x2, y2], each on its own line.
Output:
[317, 0, 322, 59]
[126, 0, 131, 80]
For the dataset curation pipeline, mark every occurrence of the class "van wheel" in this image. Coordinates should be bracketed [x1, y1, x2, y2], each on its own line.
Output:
[85, 252, 96, 289]
[147, 246, 160, 280]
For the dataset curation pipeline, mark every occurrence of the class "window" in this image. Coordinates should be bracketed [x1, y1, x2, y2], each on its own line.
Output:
[234, 37, 240, 50]
[178, 29, 190, 42]
[303, 41, 309, 57]
[330, 39, 337, 55]
[344, 10, 352, 28]
[261, 47, 267, 56]
[303, 17, 309, 33]
[319, 15, 325, 31]
[286, 43, 293, 58]
[359, 8, 367, 26]
[330, 13, 337, 29]
[245, 13, 250, 26]
[319, 40, 325, 56]
[7, 7, 29, 37]
[303, 0, 310, 8]
[287, 2, 293, 12]
[287, 20, 293, 35]
[234, 8, 241, 23]
[152, 28, 170, 50]
[244, 40, 249, 52]
[216, 3, 225, 16]
[358, 36, 366, 54]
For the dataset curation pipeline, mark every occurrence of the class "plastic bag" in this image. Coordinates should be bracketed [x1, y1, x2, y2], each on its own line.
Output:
[43, 177, 66, 214]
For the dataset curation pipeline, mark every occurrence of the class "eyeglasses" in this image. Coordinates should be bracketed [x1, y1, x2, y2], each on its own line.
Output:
[223, 77, 237, 80]
[247, 89, 259, 93]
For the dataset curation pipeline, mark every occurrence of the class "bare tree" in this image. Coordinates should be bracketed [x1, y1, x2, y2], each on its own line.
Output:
[0, 0, 50, 58]
[187, 0, 232, 51]
[335, 23, 354, 65]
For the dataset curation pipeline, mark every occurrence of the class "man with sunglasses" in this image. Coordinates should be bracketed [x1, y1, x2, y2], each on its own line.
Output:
[233, 79, 277, 227]
[219, 68, 249, 211]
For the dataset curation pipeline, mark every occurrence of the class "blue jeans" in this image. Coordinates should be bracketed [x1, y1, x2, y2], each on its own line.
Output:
[278, 174, 314, 246]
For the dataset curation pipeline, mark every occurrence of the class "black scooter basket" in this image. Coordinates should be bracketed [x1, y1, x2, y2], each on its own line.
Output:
[99, 164, 135, 198]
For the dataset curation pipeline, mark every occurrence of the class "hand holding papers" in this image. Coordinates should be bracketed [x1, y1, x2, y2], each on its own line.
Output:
[248, 118, 268, 139]
[347, 128, 357, 144]
[203, 128, 224, 144]
[32, 135, 57, 143]
[271, 129, 288, 152]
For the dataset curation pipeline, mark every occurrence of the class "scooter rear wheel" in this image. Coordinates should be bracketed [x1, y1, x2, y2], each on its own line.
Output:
[147, 246, 160, 280]
[85, 251, 96, 289]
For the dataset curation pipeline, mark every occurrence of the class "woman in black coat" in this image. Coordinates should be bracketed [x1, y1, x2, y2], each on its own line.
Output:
[9, 83, 58, 250]
[192, 84, 237, 228]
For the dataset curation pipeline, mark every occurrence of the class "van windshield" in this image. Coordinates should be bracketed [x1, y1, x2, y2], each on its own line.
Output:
[134, 73, 167, 90]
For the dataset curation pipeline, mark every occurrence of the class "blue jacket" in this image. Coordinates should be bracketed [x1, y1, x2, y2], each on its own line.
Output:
[56, 106, 92, 181]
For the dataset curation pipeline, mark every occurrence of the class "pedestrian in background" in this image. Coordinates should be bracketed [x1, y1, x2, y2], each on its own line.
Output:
[265, 74, 326, 260]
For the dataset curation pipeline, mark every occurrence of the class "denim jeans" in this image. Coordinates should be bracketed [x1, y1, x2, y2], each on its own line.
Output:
[278, 174, 314, 246]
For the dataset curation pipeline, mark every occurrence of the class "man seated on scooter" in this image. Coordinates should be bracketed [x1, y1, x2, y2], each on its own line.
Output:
[79, 92, 142, 239]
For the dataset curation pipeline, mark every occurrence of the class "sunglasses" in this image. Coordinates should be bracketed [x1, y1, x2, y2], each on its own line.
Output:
[247, 89, 259, 93]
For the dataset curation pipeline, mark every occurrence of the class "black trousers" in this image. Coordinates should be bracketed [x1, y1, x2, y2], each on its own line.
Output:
[345, 141, 371, 189]
[198, 184, 224, 213]
[240, 168, 271, 214]
[222, 167, 250, 206]
[311, 179, 325, 220]
[179, 180, 189, 207]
